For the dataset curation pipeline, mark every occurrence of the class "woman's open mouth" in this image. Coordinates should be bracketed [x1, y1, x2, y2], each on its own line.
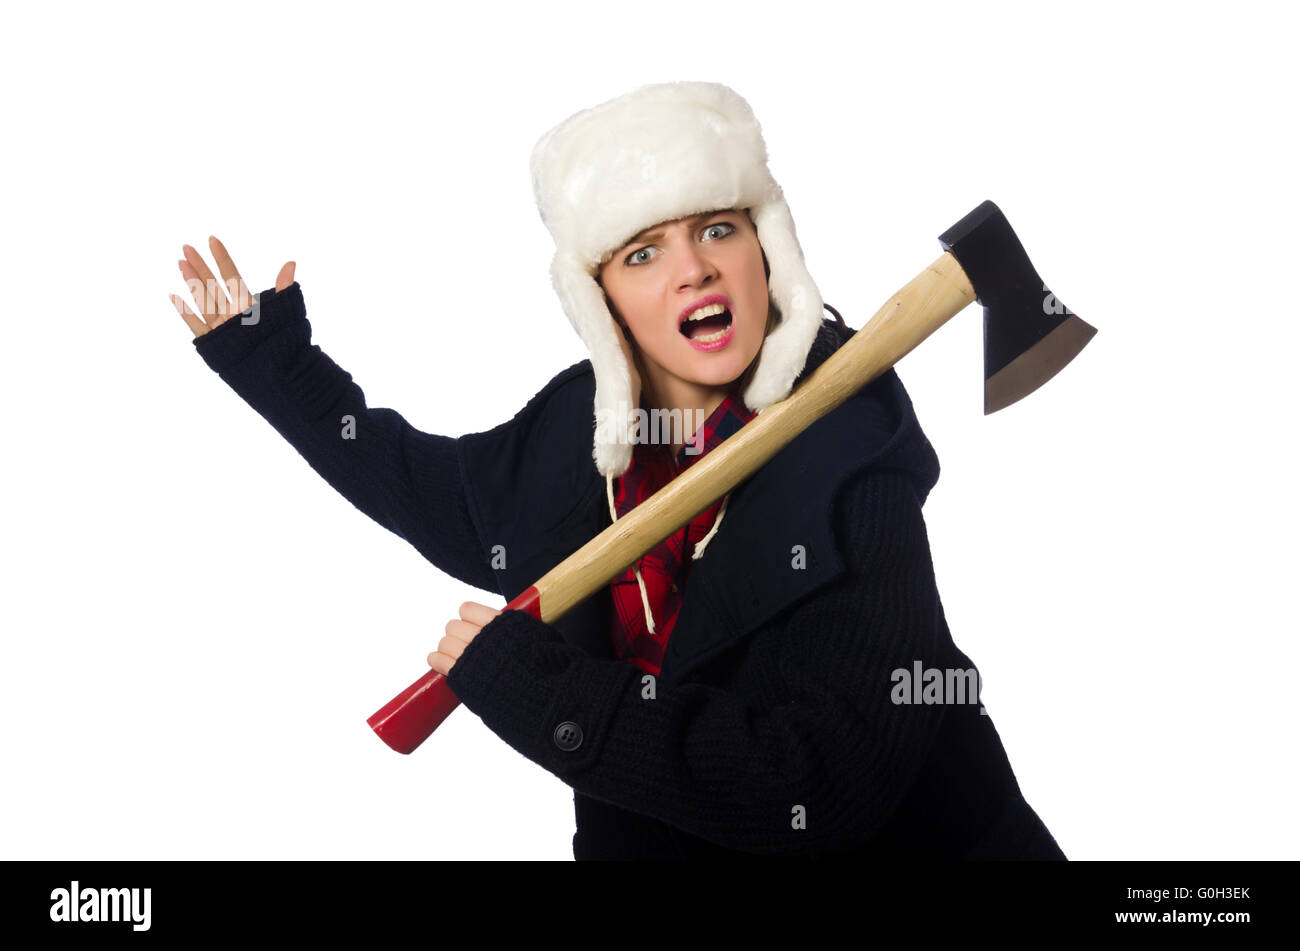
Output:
[679, 302, 735, 352]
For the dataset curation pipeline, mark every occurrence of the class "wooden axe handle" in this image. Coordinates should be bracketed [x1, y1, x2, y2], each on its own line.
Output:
[367, 250, 976, 754]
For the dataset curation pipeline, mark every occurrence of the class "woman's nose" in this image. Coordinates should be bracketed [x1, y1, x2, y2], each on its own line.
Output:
[673, 238, 718, 289]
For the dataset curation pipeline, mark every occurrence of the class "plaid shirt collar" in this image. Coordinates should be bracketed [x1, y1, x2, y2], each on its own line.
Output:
[613, 389, 756, 517]
[607, 388, 756, 674]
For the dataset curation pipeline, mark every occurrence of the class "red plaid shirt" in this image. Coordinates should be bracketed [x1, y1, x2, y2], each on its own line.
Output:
[608, 391, 757, 676]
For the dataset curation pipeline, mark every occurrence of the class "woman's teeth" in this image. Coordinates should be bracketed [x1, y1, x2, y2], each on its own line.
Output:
[684, 302, 728, 321]
[692, 324, 730, 343]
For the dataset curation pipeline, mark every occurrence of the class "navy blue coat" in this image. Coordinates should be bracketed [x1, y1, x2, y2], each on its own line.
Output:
[194, 282, 1066, 860]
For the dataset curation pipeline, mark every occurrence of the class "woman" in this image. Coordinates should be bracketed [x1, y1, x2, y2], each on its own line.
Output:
[171, 81, 1066, 860]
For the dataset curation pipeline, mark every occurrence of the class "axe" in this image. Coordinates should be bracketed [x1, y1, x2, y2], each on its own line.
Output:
[367, 199, 1096, 754]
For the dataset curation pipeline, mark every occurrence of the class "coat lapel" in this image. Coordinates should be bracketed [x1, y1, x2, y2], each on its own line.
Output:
[658, 372, 900, 688]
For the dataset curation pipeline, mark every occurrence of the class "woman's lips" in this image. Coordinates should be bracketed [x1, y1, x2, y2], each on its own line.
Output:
[677, 293, 732, 327]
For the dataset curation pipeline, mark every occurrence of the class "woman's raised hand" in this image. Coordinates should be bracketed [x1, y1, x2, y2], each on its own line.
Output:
[169, 236, 296, 338]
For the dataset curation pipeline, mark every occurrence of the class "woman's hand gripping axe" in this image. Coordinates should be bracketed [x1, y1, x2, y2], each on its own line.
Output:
[367, 199, 1097, 754]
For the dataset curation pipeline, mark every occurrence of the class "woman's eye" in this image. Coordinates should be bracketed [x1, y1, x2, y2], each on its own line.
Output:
[624, 221, 734, 266]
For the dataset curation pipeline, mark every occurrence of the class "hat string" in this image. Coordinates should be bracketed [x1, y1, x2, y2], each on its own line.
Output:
[606, 470, 731, 637]
[691, 492, 729, 560]
[606, 472, 657, 634]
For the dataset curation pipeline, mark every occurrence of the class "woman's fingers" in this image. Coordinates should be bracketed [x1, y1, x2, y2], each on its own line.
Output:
[459, 600, 503, 627]
[439, 629, 471, 657]
[443, 618, 479, 648]
[426, 603, 503, 673]
[275, 260, 296, 293]
[208, 236, 254, 317]
[177, 258, 218, 333]
[169, 293, 209, 338]
[173, 239, 295, 337]
[427, 631, 467, 674]
[180, 243, 229, 324]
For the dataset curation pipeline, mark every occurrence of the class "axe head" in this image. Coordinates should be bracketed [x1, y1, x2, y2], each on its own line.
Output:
[939, 201, 1097, 414]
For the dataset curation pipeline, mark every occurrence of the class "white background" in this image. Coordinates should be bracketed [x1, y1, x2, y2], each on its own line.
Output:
[2, 0, 1296, 860]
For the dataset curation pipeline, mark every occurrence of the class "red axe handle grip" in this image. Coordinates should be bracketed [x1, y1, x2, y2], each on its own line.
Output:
[366, 586, 542, 754]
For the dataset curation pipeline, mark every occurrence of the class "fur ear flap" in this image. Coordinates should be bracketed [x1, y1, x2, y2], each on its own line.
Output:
[552, 251, 636, 478]
[741, 199, 823, 413]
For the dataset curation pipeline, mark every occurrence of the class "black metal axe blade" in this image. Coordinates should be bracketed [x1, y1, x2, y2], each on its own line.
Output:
[939, 201, 1097, 414]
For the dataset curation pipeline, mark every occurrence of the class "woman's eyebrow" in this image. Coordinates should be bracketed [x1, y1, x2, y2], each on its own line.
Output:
[628, 210, 732, 245]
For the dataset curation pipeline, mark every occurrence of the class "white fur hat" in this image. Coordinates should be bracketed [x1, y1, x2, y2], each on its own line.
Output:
[531, 81, 824, 479]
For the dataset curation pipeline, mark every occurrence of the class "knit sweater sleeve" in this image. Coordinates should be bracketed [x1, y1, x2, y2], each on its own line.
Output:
[444, 467, 952, 856]
[192, 282, 497, 594]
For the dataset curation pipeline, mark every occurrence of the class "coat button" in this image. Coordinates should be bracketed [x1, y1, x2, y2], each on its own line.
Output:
[553, 721, 583, 752]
